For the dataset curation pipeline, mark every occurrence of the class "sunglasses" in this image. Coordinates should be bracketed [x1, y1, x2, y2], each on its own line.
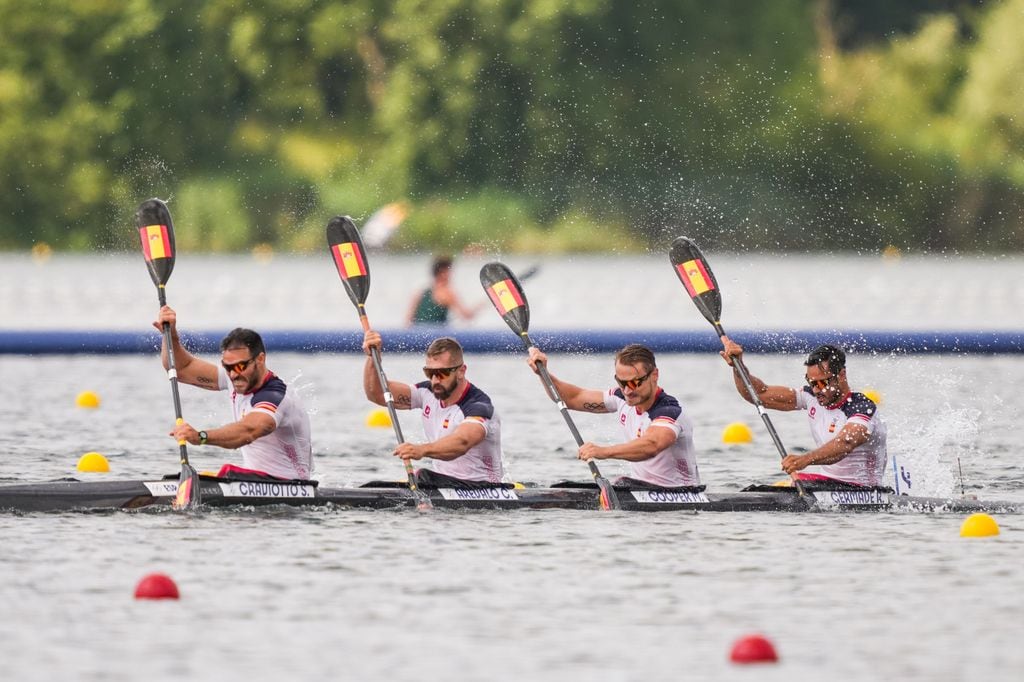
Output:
[423, 365, 463, 380]
[222, 357, 256, 374]
[614, 370, 653, 391]
[805, 375, 836, 390]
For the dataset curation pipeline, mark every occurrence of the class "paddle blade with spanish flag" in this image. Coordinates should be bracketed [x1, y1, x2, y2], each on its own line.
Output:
[480, 262, 530, 336]
[134, 199, 176, 289]
[669, 236, 723, 330]
[326, 216, 371, 308]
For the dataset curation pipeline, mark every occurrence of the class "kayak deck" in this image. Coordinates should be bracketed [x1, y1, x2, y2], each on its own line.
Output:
[0, 476, 1020, 514]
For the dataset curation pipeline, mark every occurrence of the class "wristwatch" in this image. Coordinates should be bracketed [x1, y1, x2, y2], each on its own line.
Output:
[198, 430, 208, 446]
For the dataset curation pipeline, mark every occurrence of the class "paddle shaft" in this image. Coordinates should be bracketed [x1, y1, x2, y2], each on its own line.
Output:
[358, 312, 430, 499]
[714, 323, 810, 497]
[158, 287, 193, 469]
[360, 316, 406, 445]
[520, 332, 612, 485]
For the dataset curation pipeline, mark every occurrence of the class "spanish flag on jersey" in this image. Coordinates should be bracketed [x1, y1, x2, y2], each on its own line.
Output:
[332, 242, 368, 279]
[486, 278, 524, 315]
[139, 224, 172, 261]
[676, 259, 714, 297]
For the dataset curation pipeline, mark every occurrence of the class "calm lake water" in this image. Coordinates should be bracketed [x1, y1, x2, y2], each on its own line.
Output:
[1, 253, 1022, 681]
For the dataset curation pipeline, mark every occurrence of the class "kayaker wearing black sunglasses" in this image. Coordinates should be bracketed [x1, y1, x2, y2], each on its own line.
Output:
[526, 344, 701, 489]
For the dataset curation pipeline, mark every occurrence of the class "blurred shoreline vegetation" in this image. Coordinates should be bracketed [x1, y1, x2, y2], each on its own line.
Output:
[1, 0, 1022, 254]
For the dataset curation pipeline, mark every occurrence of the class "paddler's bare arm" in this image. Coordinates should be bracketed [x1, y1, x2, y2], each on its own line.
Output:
[361, 330, 412, 408]
[719, 335, 798, 411]
[578, 426, 676, 462]
[781, 423, 870, 474]
[170, 412, 276, 449]
[153, 306, 220, 389]
[393, 421, 486, 461]
[526, 347, 609, 412]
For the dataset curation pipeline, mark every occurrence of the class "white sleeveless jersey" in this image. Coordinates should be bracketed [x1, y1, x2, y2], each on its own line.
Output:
[409, 382, 504, 483]
[794, 387, 887, 486]
[217, 367, 313, 480]
[602, 388, 701, 487]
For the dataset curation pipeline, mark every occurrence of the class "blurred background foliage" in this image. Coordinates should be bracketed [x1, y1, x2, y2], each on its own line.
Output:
[0, 0, 1021, 253]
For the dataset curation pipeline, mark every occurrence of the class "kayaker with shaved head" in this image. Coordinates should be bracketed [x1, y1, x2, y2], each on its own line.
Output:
[720, 338, 887, 486]
[154, 306, 313, 480]
[362, 330, 504, 486]
[526, 344, 701, 489]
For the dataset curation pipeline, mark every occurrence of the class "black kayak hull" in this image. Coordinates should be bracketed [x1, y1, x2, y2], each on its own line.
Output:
[0, 477, 1020, 514]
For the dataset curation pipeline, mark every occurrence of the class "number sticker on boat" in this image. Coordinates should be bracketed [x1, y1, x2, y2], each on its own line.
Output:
[218, 481, 316, 498]
[813, 489, 890, 508]
[437, 487, 519, 501]
[144, 481, 182, 497]
[630, 490, 710, 504]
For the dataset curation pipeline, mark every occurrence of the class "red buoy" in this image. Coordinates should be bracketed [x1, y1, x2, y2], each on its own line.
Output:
[134, 573, 180, 600]
[729, 634, 778, 664]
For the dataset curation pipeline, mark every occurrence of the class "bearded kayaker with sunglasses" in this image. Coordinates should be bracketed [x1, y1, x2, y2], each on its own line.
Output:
[362, 331, 504, 485]
[526, 344, 701, 489]
[719, 338, 888, 487]
[153, 306, 313, 480]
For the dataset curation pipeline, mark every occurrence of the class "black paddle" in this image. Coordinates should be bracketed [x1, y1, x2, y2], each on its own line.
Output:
[668, 236, 814, 503]
[326, 216, 432, 511]
[136, 198, 201, 511]
[479, 262, 620, 510]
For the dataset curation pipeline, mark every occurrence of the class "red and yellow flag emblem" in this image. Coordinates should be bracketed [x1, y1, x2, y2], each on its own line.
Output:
[332, 242, 367, 279]
[486, 278, 524, 315]
[139, 224, 172, 261]
[677, 259, 714, 296]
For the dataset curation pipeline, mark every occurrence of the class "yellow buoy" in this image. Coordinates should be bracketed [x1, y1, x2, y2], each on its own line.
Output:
[722, 422, 753, 444]
[863, 389, 883, 405]
[77, 452, 110, 473]
[882, 245, 902, 261]
[75, 390, 101, 409]
[960, 513, 999, 537]
[365, 408, 393, 428]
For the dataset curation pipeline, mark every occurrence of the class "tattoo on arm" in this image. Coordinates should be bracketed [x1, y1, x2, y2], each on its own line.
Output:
[582, 402, 605, 413]
[196, 376, 214, 385]
[394, 394, 411, 407]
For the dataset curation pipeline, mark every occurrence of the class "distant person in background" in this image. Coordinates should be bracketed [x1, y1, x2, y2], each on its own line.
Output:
[526, 344, 702, 489]
[719, 339, 887, 487]
[154, 306, 313, 480]
[362, 330, 504, 485]
[406, 256, 482, 326]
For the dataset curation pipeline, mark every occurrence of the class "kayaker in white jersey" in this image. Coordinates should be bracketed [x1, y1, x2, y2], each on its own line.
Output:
[526, 344, 701, 489]
[153, 306, 313, 480]
[362, 331, 504, 485]
[720, 338, 887, 487]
